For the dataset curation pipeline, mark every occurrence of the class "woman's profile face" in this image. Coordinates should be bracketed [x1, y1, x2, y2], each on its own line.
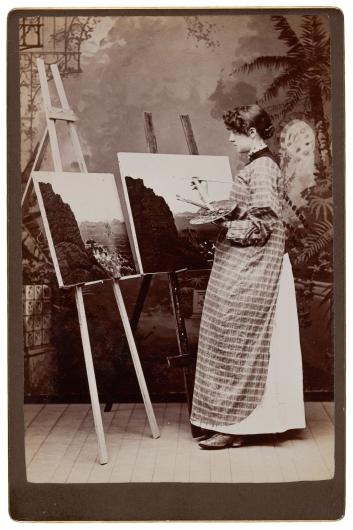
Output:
[228, 130, 252, 153]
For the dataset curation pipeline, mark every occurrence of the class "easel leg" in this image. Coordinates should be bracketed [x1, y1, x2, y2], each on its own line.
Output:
[168, 272, 203, 438]
[105, 274, 152, 412]
[21, 128, 49, 211]
[112, 281, 160, 439]
[75, 286, 108, 464]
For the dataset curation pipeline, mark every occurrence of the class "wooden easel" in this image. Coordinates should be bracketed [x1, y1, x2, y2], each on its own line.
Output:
[105, 112, 204, 438]
[144, 112, 200, 435]
[21, 59, 160, 465]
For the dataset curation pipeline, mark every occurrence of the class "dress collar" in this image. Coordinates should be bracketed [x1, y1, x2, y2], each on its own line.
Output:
[248, 145, 269, 161]
[246, 146, 280, 167]
[248, 141, 268, 158]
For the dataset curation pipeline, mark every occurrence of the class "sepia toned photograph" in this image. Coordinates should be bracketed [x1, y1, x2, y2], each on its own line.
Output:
[8, 7, 344, 522]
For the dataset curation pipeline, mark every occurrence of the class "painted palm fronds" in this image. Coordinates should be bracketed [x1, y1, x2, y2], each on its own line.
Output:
[235, 15, 331, 167]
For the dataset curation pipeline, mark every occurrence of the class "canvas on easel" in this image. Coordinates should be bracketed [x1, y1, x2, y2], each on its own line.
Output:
[32, 170, 140, 287]
[117, 152, 233, 274]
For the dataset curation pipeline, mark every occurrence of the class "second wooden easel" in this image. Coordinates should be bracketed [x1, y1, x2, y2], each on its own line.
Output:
[105, 112, 206, 438]
[22, 59, 160, 464]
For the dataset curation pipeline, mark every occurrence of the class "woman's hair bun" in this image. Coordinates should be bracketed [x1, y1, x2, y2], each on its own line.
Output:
[263, 124, 275, 139]
[223, 104, 274, 140]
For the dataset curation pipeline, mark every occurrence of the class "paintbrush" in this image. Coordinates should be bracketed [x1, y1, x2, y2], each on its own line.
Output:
[176, 194, 213, 210]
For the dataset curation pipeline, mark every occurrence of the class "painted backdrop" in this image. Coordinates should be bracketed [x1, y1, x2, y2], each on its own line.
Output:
[20, 13, 333, 400]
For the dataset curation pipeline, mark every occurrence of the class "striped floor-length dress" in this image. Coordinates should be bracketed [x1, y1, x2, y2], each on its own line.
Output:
[190, 148, 305, 433]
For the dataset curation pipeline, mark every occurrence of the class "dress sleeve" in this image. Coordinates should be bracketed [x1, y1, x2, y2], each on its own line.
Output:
[225, 158, 281, 246]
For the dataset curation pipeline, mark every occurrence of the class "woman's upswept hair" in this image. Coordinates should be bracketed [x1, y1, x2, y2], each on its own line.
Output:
[223, 104, 275, 140]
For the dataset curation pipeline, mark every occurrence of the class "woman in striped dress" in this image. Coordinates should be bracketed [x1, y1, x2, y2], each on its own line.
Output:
[190, 105, 306, 449]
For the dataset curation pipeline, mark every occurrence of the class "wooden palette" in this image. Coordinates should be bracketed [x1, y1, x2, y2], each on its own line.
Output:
[190, 200, 238, 225]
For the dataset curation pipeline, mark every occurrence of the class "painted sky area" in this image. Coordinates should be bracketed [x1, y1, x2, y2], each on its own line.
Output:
[34, 172, 124, 223]
[118, 153, 233, 214]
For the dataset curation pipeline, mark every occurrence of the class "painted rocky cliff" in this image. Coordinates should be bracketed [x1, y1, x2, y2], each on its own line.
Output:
[125, 177, 209, 273]
[39, 182, 110, 285]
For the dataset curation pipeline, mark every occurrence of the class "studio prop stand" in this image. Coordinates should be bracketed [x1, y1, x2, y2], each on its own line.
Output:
[144, 112, 200, 435]
[106, 112, 203, 437]
[21, 59, 160, 464]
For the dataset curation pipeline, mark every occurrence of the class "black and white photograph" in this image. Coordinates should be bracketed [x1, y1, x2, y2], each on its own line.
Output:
[8, 6, 345, 522]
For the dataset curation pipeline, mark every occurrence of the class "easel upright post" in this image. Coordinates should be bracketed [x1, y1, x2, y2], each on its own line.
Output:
[24, 58, 109, 464]
[75, 287, 108, 464]
[36, 59, 63, 172]
[50, 63, 88, 173]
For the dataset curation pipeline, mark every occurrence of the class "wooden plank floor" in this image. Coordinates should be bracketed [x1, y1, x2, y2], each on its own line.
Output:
[24, 402, 335, 483]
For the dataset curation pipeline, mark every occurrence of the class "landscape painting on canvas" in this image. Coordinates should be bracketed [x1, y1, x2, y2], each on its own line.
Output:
[33, 171, 139, 287]
[117, 153, 233, 274]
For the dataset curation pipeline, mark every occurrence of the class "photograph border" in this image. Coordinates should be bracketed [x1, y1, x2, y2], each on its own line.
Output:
[8, 6, 345, 521]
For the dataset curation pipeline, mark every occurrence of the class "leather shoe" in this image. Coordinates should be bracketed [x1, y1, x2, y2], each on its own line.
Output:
[198, 433, 243, 450]
[194, 429, 215, 442]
